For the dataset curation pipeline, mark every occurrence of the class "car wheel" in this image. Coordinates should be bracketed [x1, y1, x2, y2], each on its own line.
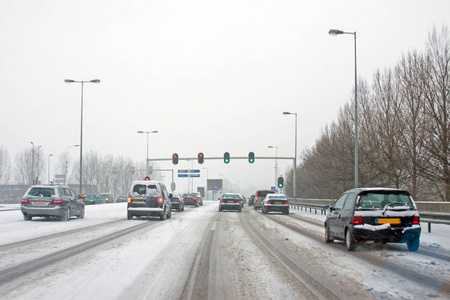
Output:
[62, 207, 70, 221]
[285, 209, 289, 215]
[160, 211, 166, 221]
[23, 214, 32, 221]
[345, 229, 357, 251]
[77, 206, 85, 219]
[167, 208, 172, 219]
[127, 212, 133, 220]
[219, 206, 222, 212]
[195, 203, 199, 207]
[325, 224, 333, 243]
[407, 237, 420, 251]
[238, 207, 242, 212]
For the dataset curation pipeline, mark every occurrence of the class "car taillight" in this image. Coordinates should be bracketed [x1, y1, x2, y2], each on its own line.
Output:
[221, 200, 224, 203]
[158, 197, 163, 206]
[127, 197, 131, 204]
[413, 216, 420, 224]
[192, 197, 197, 200]
[175, 199, 180, 202]
[21, 199, 29, 204]
[51, 199, 64, 205]
[237, 200, 240, 203]
[350, 216, 363, 224]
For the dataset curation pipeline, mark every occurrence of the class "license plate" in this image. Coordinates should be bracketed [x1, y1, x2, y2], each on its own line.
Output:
[274, 202, 283, 204]
[35, 201, 47, 204]
[133, 200, 145, 203]
[376, 218, 400, 224]
[228, 200, 235, 203]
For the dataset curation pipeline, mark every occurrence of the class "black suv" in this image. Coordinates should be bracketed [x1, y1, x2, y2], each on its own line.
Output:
[127, 180, 172, 221]
[21, 185, 85, 221]
[324, 188, 421, 251]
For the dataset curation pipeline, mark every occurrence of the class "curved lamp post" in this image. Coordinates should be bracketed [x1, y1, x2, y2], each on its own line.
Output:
[329, 29, 358, 188]
[282, 112, 297, 201]
[137, 130, 158, 176]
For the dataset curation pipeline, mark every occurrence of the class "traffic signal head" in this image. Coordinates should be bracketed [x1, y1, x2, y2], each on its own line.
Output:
[248, 152, 255, 163]
[198, 152, 204, 164]
[172, 153, 179, 165]
[277, 176, 284, 188]
[224, 152, 230, 164]
[145, 176, 150, 181]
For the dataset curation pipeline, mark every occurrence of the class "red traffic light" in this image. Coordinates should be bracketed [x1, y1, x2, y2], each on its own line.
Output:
[198, 152, 204, 164]
[172, 153, 179, 165]
[145, 176, 150, 181]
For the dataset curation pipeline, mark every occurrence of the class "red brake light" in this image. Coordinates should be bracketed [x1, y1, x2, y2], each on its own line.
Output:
[192, 197, 197, 200]
[175, 199, 179, 202]
[158, 197, 163, 206]
[21, 199, 29, 204]
[413, 216, 420, 224]
[237, 200, 240, 203]
[221, 200, 224, 203]
[350, 216, 363, 224]
[51, 199, 64, 205]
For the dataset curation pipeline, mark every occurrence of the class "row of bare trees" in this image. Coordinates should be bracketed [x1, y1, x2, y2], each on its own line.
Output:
[0, 146, 162, 196]
[284, 26, 450, 202]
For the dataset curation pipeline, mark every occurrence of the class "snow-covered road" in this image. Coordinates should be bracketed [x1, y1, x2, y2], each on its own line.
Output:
[0, 202, 448, 299]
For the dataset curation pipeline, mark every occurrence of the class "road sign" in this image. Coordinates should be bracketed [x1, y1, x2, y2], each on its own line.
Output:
[178, 174, 200, 178]
[190, 169, 200, 173]
[178, 170, 188, 173]
[213, 185, 218, 190]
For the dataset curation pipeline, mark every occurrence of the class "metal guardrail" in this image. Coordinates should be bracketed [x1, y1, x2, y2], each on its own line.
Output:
[289, 201, 450, 233]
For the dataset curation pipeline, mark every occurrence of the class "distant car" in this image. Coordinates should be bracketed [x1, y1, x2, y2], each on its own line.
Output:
[248, 195, 255, 206]
[219, 193, 242, 212]
[170, 193, 184, 212]
[115, 195, 126, 203]
[324, 188, 421, 251]
[253, 190, 275, 210]
[182, 193, 201, 207]
[262, 193, 289, 215]
[85, 193, 101, 205]
[127, 180, 172, 221]
[100, 193, 114, 203]
[21, 185, 85, 221]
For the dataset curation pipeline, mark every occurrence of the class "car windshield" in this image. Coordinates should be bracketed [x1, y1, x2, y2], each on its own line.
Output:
[357, 192, 414, 209]
[28, 188, 55, 197]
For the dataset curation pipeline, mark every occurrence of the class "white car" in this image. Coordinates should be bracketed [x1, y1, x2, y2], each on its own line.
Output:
[262, 193, 289, 215]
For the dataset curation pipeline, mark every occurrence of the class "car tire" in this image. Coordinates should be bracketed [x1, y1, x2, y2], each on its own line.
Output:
[345, 229, 357, 251]
[127, 212, 133, 220]
[62, 207, 70, 222]
[77, 206, 85, 219]
[219, 206, 222, 212]
[160, 211, 166, 221]
[195, 203, 199, 207]
[23, 214, 32, 221]
[238, 207, 242, 212]
[285, 209, 289, 215]
[407, 237, 420, 251]
[325, 224, 333, 243]
[167, 208, 172, 219]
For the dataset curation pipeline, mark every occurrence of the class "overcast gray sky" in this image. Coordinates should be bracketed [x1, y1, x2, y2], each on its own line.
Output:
[1, 0, 449, 195]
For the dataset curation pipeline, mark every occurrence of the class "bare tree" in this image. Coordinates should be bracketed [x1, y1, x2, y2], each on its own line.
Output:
[418, 26, 450, 201]
[0, 146, 11, 184]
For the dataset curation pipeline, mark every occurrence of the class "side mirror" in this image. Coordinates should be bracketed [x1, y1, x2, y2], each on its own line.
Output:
[323, 205, 331, 211]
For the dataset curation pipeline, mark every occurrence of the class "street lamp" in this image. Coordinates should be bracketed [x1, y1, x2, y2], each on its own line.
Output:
[48, 154, 53, 184]
[137, 130, 158, 176]
[283, 112, 297, 201]
[35, 145, 42, 184]
[329, 29, 358, 188]
[268, 146, 278, 191]
[65, 145, 80, 184]
[65, 79, 100, 194]
[30, 142, 34, 185]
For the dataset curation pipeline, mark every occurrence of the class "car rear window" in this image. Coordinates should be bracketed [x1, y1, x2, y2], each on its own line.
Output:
[28, 188, 55, 197]
[269, 195, 286, 199]
[357, 192, 414, 209]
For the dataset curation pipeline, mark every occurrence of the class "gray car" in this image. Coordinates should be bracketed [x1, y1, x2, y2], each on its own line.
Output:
[21, 185, 85, 221]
